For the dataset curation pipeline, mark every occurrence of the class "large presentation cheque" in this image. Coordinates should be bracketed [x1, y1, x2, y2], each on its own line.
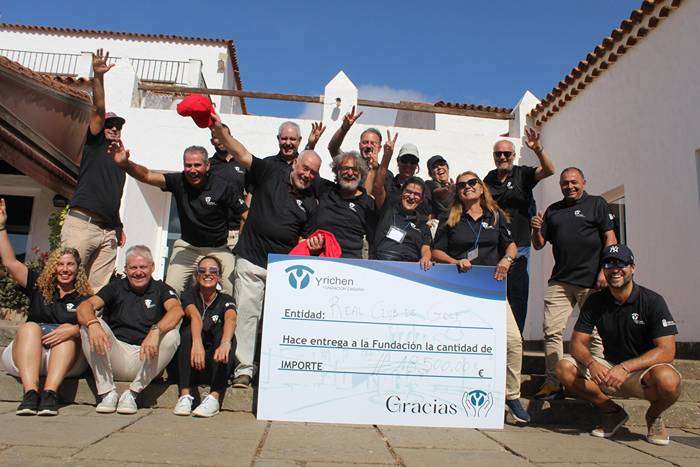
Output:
[257, 255, 507, 428]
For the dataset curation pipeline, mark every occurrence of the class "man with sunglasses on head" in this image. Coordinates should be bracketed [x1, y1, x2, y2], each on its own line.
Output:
[61, 49, 127, 292]
[556, 245, 681, 446]
[484, 129, 555, 336]
[531, 166, 617, 400]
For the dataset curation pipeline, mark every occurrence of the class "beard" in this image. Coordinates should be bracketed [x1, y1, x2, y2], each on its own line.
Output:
[338, 176, 360, 192]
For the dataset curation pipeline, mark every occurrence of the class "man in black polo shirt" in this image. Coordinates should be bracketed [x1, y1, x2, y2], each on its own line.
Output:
[210, 114, 322, 388]
[77, 245, 183, 414]
[61, 49, 126, 292]
[532, 166, 617, 400]
[425, 155, 454, 220]
[209, 124, 248, 249]
[313, 151, 377, 258]
[108, 143, 245, 295]
[557, 245, 681, 445]
[484, 128, 555, 334]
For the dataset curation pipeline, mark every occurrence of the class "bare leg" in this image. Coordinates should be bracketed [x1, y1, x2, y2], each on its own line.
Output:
[643, 366, 681, 418]
[12, 323, 43, 392]
[43, 339, 80, 392]
[556, 359, 618, 411]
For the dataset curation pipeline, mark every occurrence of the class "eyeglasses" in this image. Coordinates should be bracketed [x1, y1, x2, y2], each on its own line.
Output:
[339, 165, 360, 173]
[602, 260, 631, 269]
[197, 267, 220, 275]
[493, 151, 514, 159]
[402, 189, 423, 199]
[455, 179, 480, 190]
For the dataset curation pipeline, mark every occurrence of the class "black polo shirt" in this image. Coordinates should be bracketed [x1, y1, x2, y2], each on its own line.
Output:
[384, 173, 430, 215]
[69, 129, 126, 228]
[542, 192, 615, 288]
[434, 209, 513, 266]
[21, 269, 89, 325]
[575, 283, 678, 364]
[209, 151, 248, 231]
[374, 200, 432, 261]
[484, 165, 538, 247]
[181, 288, 236, 335]
[425, 179, 453, 218]
[97, 277, 179, 345]
[163, 172, 245, 247]
[312, 180, 377, 259]
[234, 156, 317, 269]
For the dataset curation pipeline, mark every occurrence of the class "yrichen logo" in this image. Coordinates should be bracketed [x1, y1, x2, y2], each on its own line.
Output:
[462, 390, 493, 417]
[285, 265, 315, 289]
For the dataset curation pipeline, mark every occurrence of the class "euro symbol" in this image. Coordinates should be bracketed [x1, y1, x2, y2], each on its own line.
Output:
[478, 369, 484, 377]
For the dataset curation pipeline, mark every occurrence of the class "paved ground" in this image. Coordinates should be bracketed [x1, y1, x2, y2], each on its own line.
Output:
[1, 402, 699, 466]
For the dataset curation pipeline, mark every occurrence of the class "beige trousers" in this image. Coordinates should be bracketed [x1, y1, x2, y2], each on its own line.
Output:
[80, 319, 180, 395]
[232, 257, 267, 378]
[505, 301, 523, 400]
[544, 281, 603, 385]
[60, 214, 117, 292]
[165, 239, 235, 296]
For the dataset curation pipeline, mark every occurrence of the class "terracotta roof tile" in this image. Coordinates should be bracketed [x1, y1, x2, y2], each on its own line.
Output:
[433, 100, 512, 115]
[0, 55, 91, 103]
[0, 23, 247, 114]
[530, 0, 683, 126]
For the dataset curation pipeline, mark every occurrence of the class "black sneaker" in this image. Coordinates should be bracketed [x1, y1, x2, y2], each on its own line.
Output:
[16, 390, 40, 416]
[38, 390, 59, 416]
[232, 375, 252, 389]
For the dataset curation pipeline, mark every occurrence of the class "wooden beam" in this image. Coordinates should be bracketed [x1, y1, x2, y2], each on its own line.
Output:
[138, 84, 513, 120]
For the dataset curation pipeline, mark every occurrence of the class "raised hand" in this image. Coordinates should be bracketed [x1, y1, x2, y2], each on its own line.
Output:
[341, 105, 364, 131]
[383, 130, 398, 158]
[92, 48, 115, 76]
[307, 121, 326, 149]
[524, 127, 543, 153]
[0, 198, 7, 228]
[107, 140, 130, 169]
[530, 211, 544, 231]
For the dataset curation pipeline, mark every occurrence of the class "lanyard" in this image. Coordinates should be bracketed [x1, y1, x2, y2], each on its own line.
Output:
[465, 217, 483, 250]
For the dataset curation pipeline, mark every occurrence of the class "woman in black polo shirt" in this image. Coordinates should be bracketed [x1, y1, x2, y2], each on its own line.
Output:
[431, 172, 530, 424]
[0, 199, 92, 416]
[173, 256, 237, 418]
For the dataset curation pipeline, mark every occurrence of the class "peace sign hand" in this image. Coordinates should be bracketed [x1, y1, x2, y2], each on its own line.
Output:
[383, 130, 398, 157]
[341, 105, 364, 131]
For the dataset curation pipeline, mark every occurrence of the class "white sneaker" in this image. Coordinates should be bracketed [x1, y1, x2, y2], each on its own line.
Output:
[192, 395, 220, 418]
[95, 390, 119, 414]
[116, 390, 138, 414]
[173, 395, 194, 416]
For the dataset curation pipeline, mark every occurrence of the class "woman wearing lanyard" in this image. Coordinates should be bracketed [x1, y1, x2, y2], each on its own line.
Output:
[431, 172, 530, 424]
[173, 256, 237, 417]
[371, 132, 433, 269]
[0, 199, 92, 416]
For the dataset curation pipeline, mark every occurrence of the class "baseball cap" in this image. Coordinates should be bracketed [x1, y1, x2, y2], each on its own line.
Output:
[427, 155, 447, 172]
[176, 93, 215, 128]
[104, 112, 125, 127]
[397, 143, 420, 164]
[601, 244, 635, 264]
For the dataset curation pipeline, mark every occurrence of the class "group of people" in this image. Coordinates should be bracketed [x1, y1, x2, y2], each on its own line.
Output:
[0, 50, 681, 445]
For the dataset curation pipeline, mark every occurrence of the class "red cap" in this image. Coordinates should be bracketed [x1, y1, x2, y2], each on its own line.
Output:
[176, 94, 215, 128]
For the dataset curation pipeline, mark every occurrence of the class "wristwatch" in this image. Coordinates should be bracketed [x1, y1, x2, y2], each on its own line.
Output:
[150, 324, 160, 333]
[503, 255, 515, 264]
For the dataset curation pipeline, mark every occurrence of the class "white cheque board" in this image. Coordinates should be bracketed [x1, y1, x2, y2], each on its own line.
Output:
[257, 255, 507, 428]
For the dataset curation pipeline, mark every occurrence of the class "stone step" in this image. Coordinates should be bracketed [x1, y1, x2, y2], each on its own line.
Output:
[519, 373, 700, 403]
[0, 371, 254, 413]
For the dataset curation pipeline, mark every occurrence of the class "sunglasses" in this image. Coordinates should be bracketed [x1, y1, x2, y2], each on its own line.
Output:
[105, 123, 123, 131]
[197, 267, 220, 275]
[456, 179, 480, 190]
[602, 260, 631, 269]
[493, 151, 514, 158]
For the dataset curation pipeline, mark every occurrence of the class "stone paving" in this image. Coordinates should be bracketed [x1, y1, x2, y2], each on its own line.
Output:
[1, 402, 699, 466]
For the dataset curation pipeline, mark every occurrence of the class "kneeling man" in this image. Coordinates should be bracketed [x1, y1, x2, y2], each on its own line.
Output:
[77, 245, 184, 414]
[557, 244, 681, 445]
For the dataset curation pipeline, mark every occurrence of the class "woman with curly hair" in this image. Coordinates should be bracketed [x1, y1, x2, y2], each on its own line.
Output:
[431, 172, 529, 424]
[0, 199, 92, 416]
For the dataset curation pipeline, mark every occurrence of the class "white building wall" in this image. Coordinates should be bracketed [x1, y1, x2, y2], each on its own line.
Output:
[531, 0, 700, 342]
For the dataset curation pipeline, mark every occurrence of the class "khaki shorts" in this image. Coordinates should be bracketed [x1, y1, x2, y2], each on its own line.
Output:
[562, 355, 681, 399]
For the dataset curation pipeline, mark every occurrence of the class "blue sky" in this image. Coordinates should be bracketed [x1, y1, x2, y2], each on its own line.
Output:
[1, 0, 641, 121]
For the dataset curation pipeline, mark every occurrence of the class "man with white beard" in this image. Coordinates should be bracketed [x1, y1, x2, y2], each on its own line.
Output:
[310, 151, 378, 258]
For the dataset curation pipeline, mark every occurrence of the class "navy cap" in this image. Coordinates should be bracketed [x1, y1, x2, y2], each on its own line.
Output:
[427, 155, 447, 172]
[601, 244, 635, 264]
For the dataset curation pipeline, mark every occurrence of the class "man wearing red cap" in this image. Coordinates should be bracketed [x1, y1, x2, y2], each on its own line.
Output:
[60, 49, 127, 292]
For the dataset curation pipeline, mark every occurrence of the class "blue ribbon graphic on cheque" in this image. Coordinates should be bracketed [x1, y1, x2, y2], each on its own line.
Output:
[285, 265, 314, 289]
[462, 389, 493, 417]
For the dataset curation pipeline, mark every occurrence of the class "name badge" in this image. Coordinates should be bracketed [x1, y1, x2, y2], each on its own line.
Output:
[386, 226, 407, 244]
[467, 247, 479, 261]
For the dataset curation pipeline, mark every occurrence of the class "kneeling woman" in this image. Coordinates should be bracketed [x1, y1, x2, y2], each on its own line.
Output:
[174, 256, 237, 417]
[431, 173, 529, 424]
[0, 199, 92, 415]
[371, 139, 433, 269]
